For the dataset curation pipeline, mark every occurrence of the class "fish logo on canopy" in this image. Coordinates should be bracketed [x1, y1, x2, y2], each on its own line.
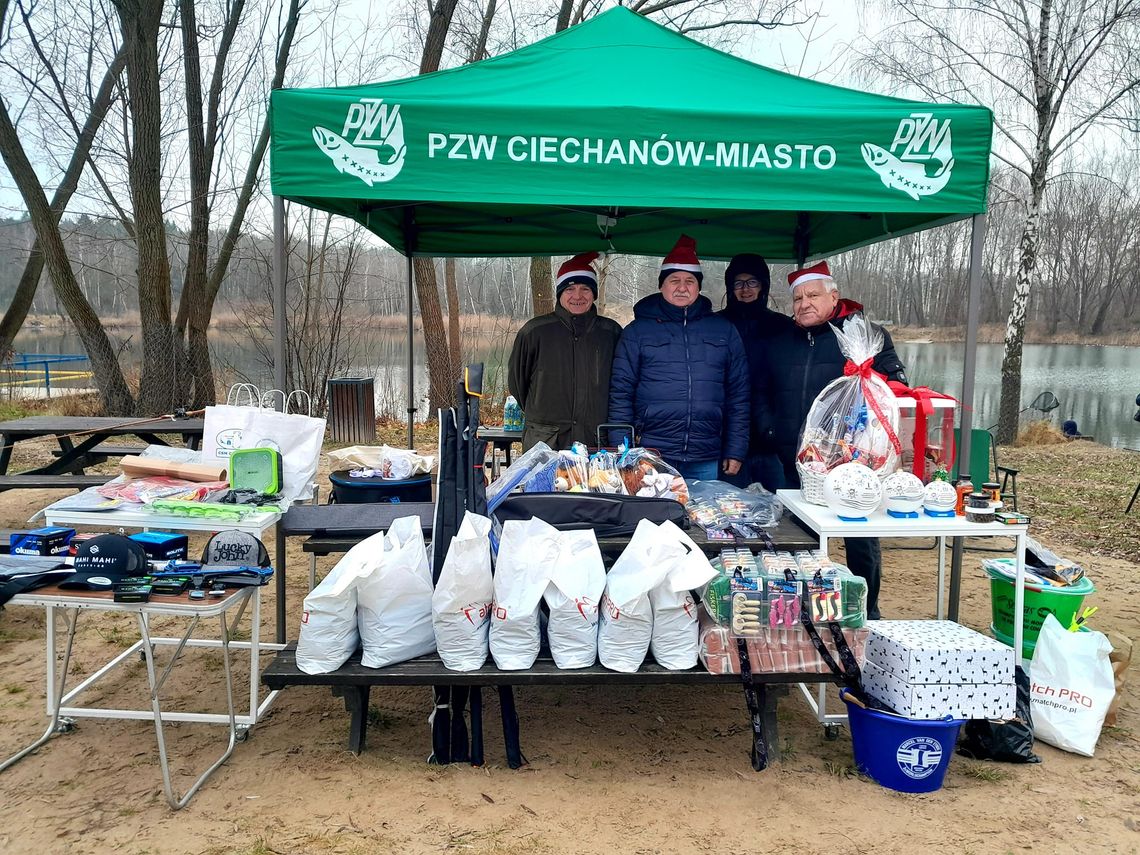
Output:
[312, 97, 406, 186]
[862, 112, 954, 200]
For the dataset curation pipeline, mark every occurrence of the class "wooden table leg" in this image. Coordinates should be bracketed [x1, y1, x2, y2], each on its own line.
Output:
[332, 686, 371, 755]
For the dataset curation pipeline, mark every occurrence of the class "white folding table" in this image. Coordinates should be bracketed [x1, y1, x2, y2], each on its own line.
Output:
[0, 584, 278, 809]
[41, 505, 288, 643]
[776, 488, 1029, 727]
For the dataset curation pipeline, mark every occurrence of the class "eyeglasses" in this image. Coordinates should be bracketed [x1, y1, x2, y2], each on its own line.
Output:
[732, 278, 761, 291]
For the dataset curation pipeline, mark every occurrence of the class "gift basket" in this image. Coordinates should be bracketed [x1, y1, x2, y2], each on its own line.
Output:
[795, 314, 901, 505]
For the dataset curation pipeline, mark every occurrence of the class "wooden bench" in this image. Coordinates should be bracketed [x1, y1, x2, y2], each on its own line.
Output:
[262, 643, 835, 768]
[0, 474, 112, 493]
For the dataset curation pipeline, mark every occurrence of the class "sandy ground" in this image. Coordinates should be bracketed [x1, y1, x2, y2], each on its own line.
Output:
[0, 465, 1136, 855]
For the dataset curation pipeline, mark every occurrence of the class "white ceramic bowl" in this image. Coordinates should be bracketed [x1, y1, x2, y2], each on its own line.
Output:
[923, 479, 958, 513]
[822, 462, 883, 518]
[883, 471, 925, 515]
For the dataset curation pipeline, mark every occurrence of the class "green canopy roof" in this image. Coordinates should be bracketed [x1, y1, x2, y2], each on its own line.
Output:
[270, 7, 992, 261]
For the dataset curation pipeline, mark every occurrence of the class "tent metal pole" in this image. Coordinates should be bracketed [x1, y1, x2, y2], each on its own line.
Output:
[948, 212, 987, 622]
[406, 253, 415, 448]
[273, 195, 287, 408]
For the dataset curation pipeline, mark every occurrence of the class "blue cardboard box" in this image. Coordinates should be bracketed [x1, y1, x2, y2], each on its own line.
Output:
[129, 531, 189, 561]
[10, 527, 75, 557]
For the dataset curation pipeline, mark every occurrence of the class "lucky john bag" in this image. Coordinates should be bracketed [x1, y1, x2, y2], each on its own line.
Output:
[490, 517, 560, 670]
[544, 529, 607, 669]
[796, 314, 901, 499]
[432, 512, 494, 672]
[492, 492, 688, 540]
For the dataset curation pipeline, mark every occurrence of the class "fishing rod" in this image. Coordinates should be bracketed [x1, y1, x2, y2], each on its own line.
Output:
[48, 407, 206, 444]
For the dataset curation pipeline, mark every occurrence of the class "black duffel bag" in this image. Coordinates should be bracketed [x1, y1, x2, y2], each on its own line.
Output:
[492, 492, 688, 539]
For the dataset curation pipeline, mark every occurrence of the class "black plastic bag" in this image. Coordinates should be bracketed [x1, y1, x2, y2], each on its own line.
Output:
[957, 666, 1041, 764]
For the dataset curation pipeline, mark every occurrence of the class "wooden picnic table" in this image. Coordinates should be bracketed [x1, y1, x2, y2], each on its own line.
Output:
[0, 415, 205, 490]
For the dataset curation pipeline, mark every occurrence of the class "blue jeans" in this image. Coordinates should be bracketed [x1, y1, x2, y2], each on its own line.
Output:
[672, 459, 720, 482]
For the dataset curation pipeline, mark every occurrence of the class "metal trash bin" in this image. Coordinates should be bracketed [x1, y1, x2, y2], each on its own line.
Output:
[327, 377, 376, 444]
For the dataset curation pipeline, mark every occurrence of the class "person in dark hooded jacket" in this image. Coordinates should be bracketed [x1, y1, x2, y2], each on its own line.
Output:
[718, 253, 793, 490]
[608, 235, 749, 481]
[752, 260, 907, 620]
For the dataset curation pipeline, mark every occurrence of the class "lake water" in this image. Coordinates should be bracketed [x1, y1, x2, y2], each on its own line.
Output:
[10, 329, 1139, 448]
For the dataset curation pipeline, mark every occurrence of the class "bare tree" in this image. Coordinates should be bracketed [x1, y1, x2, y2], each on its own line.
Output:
[860, 0, 1140, 443]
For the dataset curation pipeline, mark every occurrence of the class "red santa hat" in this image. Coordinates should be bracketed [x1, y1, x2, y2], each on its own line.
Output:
[555, 251, 600, 298]
[787, 260, 835, 291]
[659, 234, 703, 288]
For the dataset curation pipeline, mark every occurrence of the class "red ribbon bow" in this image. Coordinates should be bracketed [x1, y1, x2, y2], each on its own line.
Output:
[887, 381, 959, 478]
[842, 358, 902, 461]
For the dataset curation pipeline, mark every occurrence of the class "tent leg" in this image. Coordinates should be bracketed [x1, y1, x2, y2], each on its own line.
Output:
[949, 213, 987, 622]
[406, 254, 415, 448]
[273, 196, 287, 403]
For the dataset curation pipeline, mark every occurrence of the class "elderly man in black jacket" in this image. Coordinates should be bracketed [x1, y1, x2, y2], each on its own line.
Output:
[752, 260, 907, 620]
[508, 252, 623, 451]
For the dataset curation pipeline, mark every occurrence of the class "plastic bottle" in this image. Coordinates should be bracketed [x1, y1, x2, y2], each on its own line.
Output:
[954, 477, 973, 516]
[503, 395, 520, 431]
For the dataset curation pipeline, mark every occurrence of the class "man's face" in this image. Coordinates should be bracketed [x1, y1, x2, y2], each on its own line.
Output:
[792, 280, 840, 327]
[559, 282, 595, 315]
[732, 273, 762, 304]
[661, 272, 699, 308]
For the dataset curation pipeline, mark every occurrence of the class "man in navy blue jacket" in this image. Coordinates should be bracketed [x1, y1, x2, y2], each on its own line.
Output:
[608, 235, 750, 481]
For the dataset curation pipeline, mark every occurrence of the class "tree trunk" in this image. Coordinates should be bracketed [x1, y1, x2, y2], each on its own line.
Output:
[0, 48, 126, 358]
[529, 256, 553, 316]
[414, 257, 457, 414]
[444, 257, 461, 374]
[0, 100, 135, 413]
[115, 0, 177, 415]
[995, 188, 1044, 445]
[420, 0, 459, 73]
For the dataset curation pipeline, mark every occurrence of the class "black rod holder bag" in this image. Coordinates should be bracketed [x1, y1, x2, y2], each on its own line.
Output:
[492, 492, 688, 539]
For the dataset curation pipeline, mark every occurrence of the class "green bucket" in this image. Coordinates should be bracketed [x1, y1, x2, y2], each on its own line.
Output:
[986, 571, 1095, 657]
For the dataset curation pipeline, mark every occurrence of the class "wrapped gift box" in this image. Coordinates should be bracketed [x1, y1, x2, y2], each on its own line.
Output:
[862, 659, 1015, 719]
[866, 620, 1015, 685]
[894, 391, 956, 481]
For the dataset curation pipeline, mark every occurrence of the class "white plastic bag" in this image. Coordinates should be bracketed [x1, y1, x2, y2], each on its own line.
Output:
[544, 529, 606, 669]
[489, 518, 559, 670]
[649, 521, 717, 670]
[1030, 614, 1115, 756]
[326, 444, 435, 479]
[598, 519, 686, 673]
[202, 403, 326, 502]
[357, 517, 436, 669]
[295, 531, 385, 674]
[432, 512, 494, 671]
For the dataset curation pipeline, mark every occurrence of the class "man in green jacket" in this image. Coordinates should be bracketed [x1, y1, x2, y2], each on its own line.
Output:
[508, 252, 623, 450]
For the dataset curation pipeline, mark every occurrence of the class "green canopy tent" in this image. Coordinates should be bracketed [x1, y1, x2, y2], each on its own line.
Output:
[268, 6, 994, 617]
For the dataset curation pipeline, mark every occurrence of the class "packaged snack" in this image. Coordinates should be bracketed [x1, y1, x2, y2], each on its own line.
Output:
[586, 449, 627, 494]
[616, 448, 689, 504]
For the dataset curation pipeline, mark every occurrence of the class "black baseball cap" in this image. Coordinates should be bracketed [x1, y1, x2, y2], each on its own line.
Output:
[59, 534, 150, 590]
[200, 530, 270, 571]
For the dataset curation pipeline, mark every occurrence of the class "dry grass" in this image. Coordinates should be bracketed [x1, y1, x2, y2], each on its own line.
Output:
[997, 441, 1140, 561]
[1013, 420, 1068, 447]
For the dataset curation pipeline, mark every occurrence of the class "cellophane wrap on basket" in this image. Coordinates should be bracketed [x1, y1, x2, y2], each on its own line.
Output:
[796, 314, 901, 481]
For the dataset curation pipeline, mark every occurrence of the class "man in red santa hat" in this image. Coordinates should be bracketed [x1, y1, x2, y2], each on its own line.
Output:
[508, 251, 623, 450]
[607, 235, 749, 481]
[751, 260, 907, 619]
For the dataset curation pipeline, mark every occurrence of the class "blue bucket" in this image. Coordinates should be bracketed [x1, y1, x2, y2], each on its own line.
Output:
[840, 690, 964, 793]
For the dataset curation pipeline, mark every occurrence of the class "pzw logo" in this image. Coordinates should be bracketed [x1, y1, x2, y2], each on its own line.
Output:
[312, 98, 406, 186]
[862, 112, 954, 201]
[895, 736, 943, 780]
